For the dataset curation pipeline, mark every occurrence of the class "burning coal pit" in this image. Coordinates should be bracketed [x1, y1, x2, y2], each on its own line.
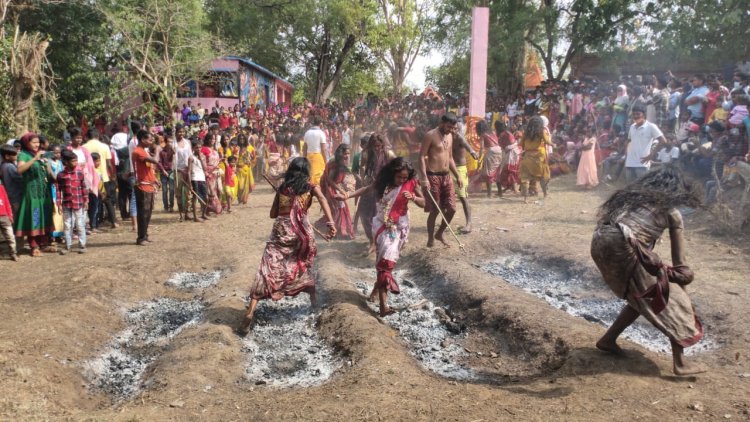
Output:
[354, 268, 475, 381]
[481, 255, 716, 355]
[165, 270, 222, 290]
[241, 294, 343, 388]
[85, 298, 205, 400]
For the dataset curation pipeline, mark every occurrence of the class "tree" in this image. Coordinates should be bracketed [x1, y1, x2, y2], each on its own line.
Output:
[205, 0, 288, 76]
[99, 0, 217, 117]
[18, 0, 118, 126]
[526, 0, 644, 80]
[279, 0, 376, 104]
[369, 0, 427, 95]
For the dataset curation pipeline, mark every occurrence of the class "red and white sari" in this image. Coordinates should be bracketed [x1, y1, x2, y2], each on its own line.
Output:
[373, 179, 417, 294]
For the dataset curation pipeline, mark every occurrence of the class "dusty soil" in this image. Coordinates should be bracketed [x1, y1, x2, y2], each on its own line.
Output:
[1, 174, 749, 421]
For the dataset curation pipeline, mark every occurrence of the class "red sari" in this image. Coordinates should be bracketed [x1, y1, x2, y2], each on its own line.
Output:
[373, 179, 417, 294]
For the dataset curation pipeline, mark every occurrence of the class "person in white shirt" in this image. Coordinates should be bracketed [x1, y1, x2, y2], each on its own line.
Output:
[110, 125, 129, 150]
[625, 105, 667, 182]
[653, 137, 680, 166]
[303, 117, 328, 185]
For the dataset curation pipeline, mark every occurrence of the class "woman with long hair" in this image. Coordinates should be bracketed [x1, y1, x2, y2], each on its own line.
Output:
[356, 133, 395, 252]
[14, 133, 55, 257]
[238, 157, 336, 334]
[497, 120, 520, 195]
[519, 116, 552, 203]
[316, 144, 355, 239]
[591, 166, 705, 375]
[342, 157, 425, 316]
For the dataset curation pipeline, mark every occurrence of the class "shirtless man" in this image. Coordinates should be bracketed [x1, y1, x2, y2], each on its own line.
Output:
[452, 130, 478, 233]
[419, 113, 462, 247]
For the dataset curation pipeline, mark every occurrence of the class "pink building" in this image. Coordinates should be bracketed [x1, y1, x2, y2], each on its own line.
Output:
[177, 56, 293, 110]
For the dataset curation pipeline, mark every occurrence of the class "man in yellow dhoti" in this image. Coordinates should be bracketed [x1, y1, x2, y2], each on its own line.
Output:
[303, 116, 328, 186]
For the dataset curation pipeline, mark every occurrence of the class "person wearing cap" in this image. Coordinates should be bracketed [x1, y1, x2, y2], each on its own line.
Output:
[624, 105, 667, 182]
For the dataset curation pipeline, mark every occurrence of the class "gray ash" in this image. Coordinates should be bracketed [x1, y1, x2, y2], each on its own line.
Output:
[354, 269, 475, 380]
[481, 255, 716, 355]
[165, 271, 222, 290]
[85, 298, 204, 399]
[241, 294, 342, 388]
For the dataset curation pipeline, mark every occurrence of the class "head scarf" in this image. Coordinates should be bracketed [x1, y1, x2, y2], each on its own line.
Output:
[19, 132, 39, 153]
[616, 84, 628, 98]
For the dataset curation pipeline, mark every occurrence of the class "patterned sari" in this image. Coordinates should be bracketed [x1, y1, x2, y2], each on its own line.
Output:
[373, 179, 417, 294]
[250, 188, 317, 300]
[203, 147, 223, 213]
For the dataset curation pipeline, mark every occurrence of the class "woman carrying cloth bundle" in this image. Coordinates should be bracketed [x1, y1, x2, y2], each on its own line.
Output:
[591, 166, 705, 375]
[238, 157, 336, 335]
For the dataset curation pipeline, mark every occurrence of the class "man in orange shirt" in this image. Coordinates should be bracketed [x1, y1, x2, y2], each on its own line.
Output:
[131, 129, 167, 245]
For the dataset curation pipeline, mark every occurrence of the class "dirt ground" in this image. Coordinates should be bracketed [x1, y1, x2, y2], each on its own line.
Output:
[1, 174, 749, 421]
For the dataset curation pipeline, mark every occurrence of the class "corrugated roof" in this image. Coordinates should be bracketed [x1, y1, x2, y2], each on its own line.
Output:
[223, 56, 293, 87]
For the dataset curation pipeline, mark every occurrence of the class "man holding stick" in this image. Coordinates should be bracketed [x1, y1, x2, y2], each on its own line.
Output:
[419, 113, 462, 248]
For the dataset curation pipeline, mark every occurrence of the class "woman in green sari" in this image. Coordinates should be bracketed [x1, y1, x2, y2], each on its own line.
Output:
[15, 133, 55, 257]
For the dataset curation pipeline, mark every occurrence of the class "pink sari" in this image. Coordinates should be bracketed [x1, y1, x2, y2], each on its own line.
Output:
[373, 179, 417, 294]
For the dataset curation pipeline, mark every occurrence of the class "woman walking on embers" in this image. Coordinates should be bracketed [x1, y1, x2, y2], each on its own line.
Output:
[237, 157, 336, 335]
[342, 157, 425, 316]
[591, 166, 705, 375]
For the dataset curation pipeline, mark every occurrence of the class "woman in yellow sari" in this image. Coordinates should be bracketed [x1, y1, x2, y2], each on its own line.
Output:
[519, 116, 553, 203]
[236, 135, 256, 205]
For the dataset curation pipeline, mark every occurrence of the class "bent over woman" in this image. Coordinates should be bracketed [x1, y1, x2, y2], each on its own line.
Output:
[591, 166, 705, 375]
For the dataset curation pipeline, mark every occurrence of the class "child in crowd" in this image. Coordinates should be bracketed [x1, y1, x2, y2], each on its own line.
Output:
[48, 145, 64, 243]
[222, 155, 237, 212]
[88, 152, 104, 233]
[728, 94, 749, 128]
[0, 178, 17, 261]
[188, 138, 209, 222]
[56, 150, 88, 254]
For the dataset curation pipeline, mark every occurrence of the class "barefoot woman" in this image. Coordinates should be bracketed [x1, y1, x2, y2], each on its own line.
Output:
[591, 166, 705, 375]
[238, 157, 336, 334]
[343, 157, 425, 316]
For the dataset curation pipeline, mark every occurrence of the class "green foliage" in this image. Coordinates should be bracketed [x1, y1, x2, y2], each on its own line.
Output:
[0, 37, 14, 139]
[99, 0, 217, 115]
[18, 1, 117, 123]
[204, 0, 288, 76]
[368, 0, 427, 94]
[640, 0, 750, 62]
[425, 53, 469, 96]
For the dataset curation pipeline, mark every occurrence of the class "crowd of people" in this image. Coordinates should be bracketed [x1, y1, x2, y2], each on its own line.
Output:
[2, 70, 748, 375]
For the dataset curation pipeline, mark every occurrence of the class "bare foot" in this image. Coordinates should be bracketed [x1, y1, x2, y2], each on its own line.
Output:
[673, 361, 707, 376]
[236, 316, 254, 337]
[367, 243, 376, 255]
[426, 239, 434, 248]
[596, 339, 625, 355]
[379, 307, 397, 317]
[459, 224, 472, 234]
[367, 288, 377, 303]
[435, 232, 450, 248]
